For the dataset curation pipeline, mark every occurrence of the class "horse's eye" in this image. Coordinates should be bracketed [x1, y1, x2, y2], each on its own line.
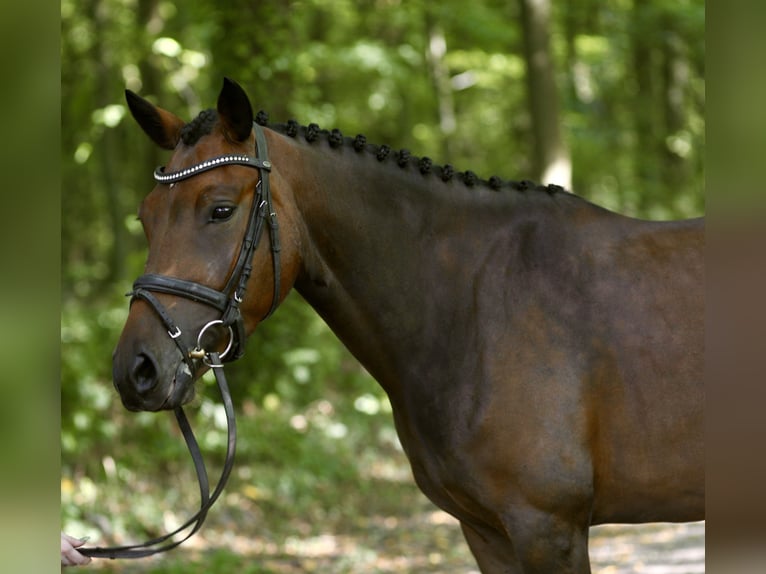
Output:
[210, 205, 235, 221]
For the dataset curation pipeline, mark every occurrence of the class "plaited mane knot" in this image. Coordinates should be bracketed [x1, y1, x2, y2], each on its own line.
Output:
[546, 183, 564, 194]
[463, 170, 478, 187]
[305, 123, 320, 143]
[329, 129, 344, 148]
[489, 176, 503, 190]
[419, 157, 433, 174]
[353, 134, 367, 152]
[518, 179, 535, 191]
[441, 164, 455, 182]
[180, 109, 217, 146]
[376, 145, 391, 161]
[397, 149, 411, 168]
[255, 110, 269, 126]
[286, 119, 299, 137]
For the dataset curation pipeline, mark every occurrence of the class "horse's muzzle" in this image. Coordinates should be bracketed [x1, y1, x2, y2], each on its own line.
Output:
[113, 345, 195, 411]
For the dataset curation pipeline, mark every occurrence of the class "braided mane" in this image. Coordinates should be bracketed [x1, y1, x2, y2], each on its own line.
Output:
[181, 108, 566, 195]
[180, 109, 217, 146]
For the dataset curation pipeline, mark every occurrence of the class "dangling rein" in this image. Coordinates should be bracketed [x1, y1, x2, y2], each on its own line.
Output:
[79, 354, 235, 559]
[79, 123, 279, 559]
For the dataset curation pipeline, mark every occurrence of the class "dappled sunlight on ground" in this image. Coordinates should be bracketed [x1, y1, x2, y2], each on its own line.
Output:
[78, 491, 704, 573]
[64, 405, 704, 573]
[590, 522, 705, 574]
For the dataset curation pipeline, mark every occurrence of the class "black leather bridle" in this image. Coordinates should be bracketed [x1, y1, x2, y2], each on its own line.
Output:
[136, 122, 280, 366]
[79, 122, 279, 559]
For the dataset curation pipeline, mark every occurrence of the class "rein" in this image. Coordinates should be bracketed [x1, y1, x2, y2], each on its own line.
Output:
[79, 357, 234, 559]
[79, 122, 278, 559]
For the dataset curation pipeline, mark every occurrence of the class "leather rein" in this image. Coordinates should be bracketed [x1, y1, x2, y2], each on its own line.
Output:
[80, 122, 279, 559]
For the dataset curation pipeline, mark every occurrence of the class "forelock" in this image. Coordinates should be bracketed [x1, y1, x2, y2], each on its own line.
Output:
[180, 109, 218, 146]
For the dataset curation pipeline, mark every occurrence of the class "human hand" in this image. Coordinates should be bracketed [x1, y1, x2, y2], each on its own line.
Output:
[61, 532, 92, 567]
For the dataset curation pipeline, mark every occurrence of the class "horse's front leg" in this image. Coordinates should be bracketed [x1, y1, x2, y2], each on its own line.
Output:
[460, 506, 591, 574]
[460, 521, 518, 573]
[507, 504, 591, 574]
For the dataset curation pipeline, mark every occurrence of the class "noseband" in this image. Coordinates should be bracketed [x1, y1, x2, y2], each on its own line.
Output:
[79, 122, 278, 559]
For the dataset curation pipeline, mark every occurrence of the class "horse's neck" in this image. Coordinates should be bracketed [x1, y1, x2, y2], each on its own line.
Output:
[278, 132, 582, 404]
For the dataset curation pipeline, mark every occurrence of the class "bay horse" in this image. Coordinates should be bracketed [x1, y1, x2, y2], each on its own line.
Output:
[112, 78, 704, 573]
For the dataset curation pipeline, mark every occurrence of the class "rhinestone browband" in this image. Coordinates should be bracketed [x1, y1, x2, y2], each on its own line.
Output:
[153, 154, 272, 184]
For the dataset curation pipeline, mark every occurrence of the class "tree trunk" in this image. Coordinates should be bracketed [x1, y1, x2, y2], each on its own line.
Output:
[91, 0, 124, 284]
[518, 0, 571, 190]
[660, 20, 689, 192]
[424, 14, 457, 162]
[631, 0, 661, 212]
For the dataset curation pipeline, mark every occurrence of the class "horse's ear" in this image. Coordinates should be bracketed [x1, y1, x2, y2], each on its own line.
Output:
[125, 90, 184, 150]
[217, 77, 253, 143]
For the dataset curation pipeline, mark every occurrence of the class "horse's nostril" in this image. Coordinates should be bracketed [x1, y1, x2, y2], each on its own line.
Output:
[131, 352, 159, 394]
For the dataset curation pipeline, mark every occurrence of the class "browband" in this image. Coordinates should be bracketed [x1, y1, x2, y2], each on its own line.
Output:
[154, 154, 272, 184]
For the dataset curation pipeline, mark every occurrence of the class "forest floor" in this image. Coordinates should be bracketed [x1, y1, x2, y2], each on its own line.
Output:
[77, 472, 704, 573]
[65, 382, 704, 573]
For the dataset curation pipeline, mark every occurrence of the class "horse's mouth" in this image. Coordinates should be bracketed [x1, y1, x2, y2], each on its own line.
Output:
[158, 361, 197, 410]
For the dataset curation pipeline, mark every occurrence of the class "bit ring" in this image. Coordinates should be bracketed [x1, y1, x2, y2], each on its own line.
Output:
[191, 319, 234, 362]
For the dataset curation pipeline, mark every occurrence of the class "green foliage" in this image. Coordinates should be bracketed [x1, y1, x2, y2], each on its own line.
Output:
[61, 0, 704, 566]
[61, 1, 704, 301]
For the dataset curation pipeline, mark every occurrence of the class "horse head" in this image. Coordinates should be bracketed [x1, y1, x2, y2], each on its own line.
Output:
[113, 78, 294, 411]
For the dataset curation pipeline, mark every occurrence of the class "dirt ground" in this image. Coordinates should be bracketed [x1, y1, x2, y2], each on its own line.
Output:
[83, 495, 704, 573]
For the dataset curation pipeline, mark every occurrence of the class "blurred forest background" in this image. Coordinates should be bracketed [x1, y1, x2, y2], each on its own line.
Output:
[61, 0, 705, 571]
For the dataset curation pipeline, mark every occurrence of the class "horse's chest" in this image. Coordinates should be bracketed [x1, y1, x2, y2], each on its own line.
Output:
[390, 404, 488, 523]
